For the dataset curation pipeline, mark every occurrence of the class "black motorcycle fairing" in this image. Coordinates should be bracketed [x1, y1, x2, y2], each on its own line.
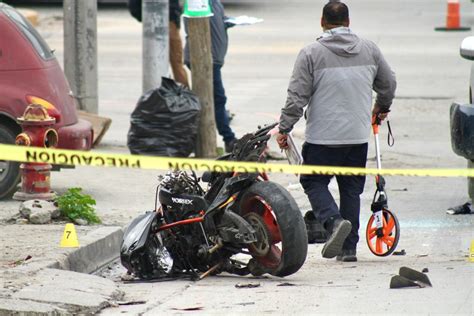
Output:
[121, 212, 158, 257]
[203, 173, 231, 203]
[120, 211, 166, 279]
[205, 174, 257, 215]
[159, 187, 208, 221]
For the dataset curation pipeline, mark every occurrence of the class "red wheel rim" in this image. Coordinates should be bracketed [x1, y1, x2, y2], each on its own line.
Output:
[241, 196, 282, 269]
[366, 209, 399, 256]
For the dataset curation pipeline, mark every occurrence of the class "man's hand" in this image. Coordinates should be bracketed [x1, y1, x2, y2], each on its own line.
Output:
[372, 103, 389, 121]
[276, 133, 289, 149]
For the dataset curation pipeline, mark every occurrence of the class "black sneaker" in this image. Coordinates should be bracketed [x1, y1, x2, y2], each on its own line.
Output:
[304, 211, 328, 244]
[321, 218, 352, 259]
[225, 139, 237, 153]
[336, 249, 357, 262]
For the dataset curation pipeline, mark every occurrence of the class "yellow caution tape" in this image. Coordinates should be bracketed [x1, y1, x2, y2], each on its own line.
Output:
[0, 144, 473, 177]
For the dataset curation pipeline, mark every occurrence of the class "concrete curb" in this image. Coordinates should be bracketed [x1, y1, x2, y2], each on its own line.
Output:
[49, 226, 124, 274]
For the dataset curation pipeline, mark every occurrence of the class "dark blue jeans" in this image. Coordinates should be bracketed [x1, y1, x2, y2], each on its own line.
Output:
[300, 143, 368, 250]
[213, 64, 235, 143]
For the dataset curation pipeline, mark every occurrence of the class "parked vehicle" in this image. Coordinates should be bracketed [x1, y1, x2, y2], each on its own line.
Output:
[451, 36, 474, 201]
[0, 3, 93, 199]
[121, 123, 308, 280]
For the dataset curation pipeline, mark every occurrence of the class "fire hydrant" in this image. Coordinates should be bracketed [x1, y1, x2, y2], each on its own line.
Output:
[13, 104, 58, 201]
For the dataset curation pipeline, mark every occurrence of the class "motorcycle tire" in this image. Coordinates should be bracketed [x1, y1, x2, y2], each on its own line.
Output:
[239, 181, 308, 277]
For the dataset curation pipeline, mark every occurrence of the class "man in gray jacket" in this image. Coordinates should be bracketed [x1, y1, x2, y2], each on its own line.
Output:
[277, 2, 396, 262]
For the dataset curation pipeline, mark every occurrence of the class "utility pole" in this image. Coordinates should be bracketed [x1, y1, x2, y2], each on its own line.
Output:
[142, 0, 169, 92]
[185, 0, 217, 158]
[63, 0, 98, 114]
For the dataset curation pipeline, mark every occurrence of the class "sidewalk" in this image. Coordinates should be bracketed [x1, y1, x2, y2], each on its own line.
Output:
[0, 221, 124, 314]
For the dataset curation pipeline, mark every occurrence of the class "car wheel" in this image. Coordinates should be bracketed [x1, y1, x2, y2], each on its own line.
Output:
[0, 125, 20, 199]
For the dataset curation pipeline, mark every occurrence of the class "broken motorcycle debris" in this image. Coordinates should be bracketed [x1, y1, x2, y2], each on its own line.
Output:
[390, 266, 432, 289]
[120, 123, 308, 281]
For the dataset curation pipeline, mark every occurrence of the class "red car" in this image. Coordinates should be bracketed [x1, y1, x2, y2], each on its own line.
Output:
[0, 3, 93, 199]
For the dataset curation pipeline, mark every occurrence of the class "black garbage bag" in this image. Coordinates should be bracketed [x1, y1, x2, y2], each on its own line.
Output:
[127, 78, 201, 157]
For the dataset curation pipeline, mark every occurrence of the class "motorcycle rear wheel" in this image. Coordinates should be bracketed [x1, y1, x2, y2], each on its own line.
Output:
[239, 181, 308, 277]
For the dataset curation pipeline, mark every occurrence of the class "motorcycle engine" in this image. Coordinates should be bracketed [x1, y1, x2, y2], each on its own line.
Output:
[158, 171, 214, 273]
[159, 171, 203, 195]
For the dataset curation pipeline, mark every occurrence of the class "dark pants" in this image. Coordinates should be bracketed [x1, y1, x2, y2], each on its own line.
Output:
[300, 142, 368, 250]
[213, 64, 235, 143]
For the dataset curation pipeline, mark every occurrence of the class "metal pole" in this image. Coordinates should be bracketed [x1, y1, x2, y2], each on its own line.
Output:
[63, 0, 98, 114]
[374, 133, 382, 170]
[142, 0, 169, 92]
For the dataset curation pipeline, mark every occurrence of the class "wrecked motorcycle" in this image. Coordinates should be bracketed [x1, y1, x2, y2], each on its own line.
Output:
[121, 123, 308, 280]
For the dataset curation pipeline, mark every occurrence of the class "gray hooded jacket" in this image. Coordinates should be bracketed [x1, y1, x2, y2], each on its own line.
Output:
[279, 27, 396, 145]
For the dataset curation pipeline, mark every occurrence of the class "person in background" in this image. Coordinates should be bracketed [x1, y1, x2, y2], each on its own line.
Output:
[277, 1, 396, 262]
[128, 0, 189, 87]
[184, 0, 237, 153]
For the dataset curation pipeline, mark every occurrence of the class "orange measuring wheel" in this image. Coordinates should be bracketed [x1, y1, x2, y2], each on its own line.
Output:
[366, 208, 400, 256]
[366, 114, 400, 257]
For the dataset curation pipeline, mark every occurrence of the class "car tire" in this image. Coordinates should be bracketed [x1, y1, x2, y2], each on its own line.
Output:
[0, 125, 20, 199]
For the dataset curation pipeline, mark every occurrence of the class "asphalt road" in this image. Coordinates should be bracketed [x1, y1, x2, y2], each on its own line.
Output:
[3, 0, 474, 314]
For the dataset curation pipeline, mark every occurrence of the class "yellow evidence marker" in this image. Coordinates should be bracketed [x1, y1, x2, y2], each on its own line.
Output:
[60, 223, 80, 248]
